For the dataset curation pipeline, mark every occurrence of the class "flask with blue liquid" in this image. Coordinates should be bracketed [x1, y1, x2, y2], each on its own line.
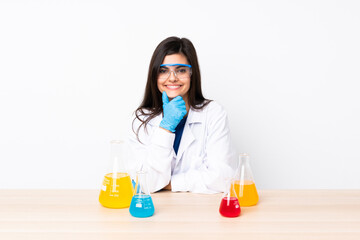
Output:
[129, 170, 155, 218]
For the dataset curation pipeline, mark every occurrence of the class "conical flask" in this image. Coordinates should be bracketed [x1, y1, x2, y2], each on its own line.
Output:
[232, 153, 259, 206]
[219, 178, 241, 217]
[129, 170, 155, 218]
[99, 140, 134, 208]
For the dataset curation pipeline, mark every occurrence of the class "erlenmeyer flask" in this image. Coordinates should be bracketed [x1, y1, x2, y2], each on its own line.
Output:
[219, 179, 241, 217]
[232, 153, 259, 206]
[99, 140, 134, 208]
[129, 170, 155, 218]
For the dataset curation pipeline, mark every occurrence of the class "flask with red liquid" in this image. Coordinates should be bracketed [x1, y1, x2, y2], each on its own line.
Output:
[219, 179, 241, 218]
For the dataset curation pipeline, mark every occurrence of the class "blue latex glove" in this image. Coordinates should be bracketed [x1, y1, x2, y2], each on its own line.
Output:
[159, 91, 187, 133]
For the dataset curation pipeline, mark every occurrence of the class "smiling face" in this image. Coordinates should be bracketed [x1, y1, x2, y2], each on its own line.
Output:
[157, 53, 191, 103]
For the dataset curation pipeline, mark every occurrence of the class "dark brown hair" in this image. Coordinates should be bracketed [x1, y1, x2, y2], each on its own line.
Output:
[133, 36, 211, 139]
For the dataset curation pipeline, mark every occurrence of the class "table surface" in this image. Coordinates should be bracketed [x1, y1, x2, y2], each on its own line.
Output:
[1, 189, 360, 240]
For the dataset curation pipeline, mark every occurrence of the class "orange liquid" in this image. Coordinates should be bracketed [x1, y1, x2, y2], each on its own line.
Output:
[231, 180, 259, 206]
[99, 173, 134, 208]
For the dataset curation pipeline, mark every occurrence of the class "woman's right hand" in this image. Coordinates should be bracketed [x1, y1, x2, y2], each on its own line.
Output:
[159, 91, 187, 133]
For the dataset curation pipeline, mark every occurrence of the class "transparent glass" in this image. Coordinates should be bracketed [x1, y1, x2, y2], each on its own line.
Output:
[219, 178, 241, 218]
[158, 66, 192, 80]
[129, 170, 155, 218]
[231, 153, 259, 206]
[99, 140, 134, 208]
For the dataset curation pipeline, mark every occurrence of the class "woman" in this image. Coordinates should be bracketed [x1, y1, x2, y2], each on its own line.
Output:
[126, 36, 237, 194]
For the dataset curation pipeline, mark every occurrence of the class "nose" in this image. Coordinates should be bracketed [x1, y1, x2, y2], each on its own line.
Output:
[168, 70, 177, 82]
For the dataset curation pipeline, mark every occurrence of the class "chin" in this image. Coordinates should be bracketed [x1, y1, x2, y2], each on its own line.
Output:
[167, 93, 182, 99]
[163, 90, 180, 98]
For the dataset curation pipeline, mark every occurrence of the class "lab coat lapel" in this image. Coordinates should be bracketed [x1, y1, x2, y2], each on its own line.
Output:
[175, 108, 203, 164]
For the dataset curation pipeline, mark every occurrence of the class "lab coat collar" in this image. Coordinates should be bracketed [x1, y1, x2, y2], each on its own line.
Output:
[186, 107, 204, 124]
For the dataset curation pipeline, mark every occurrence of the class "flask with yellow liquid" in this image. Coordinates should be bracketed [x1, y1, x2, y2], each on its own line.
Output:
[231, 153, 259, 206]
[99, 140, 134, 208]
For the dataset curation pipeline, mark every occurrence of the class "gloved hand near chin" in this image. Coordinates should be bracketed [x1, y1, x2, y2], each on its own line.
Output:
[159, 91, 187, 133]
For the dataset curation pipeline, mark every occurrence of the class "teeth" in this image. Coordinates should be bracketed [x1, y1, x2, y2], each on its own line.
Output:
[167, 85, 180, 89]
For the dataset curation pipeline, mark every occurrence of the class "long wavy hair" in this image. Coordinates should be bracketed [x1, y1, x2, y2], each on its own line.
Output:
[133, 36, 211, 140]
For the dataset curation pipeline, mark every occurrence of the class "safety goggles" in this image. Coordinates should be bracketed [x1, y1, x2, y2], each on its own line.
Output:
[158, 64, 192, 80]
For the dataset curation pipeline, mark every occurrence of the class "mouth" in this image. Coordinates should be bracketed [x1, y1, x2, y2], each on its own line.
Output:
[165, 85, 182, 90]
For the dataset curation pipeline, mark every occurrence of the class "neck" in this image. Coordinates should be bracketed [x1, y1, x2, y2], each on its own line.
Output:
[183, 95, 190, 115]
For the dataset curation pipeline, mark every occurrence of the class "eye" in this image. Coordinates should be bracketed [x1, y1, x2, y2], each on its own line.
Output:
[177, 68, 187, 73]
[159, 68, 168, 74]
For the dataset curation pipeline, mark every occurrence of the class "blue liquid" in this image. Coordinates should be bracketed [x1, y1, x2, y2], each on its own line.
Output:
[132, 179, 136, 188]
[129, 195, 155, 218]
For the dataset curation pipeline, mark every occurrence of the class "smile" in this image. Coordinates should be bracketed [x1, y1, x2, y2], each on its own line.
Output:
[166, 85, 181, 90]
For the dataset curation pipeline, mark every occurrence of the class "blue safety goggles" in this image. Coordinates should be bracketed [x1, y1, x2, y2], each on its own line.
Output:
[160, 63, 192, 68]
[158, 63, 192, 79]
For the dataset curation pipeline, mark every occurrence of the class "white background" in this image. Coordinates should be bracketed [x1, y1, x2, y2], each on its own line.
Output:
[1, 0, 359, 189]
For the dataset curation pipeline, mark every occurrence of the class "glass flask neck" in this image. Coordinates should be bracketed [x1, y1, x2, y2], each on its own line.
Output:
[239, 153, 250, 165]
[235, 153, 255, 183]
[135, 170, 151, 196]
[108, 140, 127, 173]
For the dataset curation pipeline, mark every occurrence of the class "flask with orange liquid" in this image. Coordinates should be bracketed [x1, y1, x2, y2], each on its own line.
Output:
[231, 153, 259, 206]
[99, 140, 134, 208]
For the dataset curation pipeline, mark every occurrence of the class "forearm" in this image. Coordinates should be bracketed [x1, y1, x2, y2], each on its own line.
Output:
[171, 161, 233, 194]
[163, 182, 172, 190]
[127, 126, 176, 193]
[160, 126, 173, 133]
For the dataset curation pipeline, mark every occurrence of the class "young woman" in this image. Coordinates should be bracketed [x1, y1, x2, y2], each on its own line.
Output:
[126, 36, 237, 194]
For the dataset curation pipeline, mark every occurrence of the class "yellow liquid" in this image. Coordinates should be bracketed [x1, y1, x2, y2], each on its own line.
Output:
[99, 173, 134, 208]
[231, 180, 259, 206]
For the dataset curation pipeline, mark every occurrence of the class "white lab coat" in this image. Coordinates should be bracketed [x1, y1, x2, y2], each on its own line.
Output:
[125, 101, 237, 194]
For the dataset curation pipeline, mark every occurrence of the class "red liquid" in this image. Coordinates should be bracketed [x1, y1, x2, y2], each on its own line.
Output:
[219, 197, 241, 217]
